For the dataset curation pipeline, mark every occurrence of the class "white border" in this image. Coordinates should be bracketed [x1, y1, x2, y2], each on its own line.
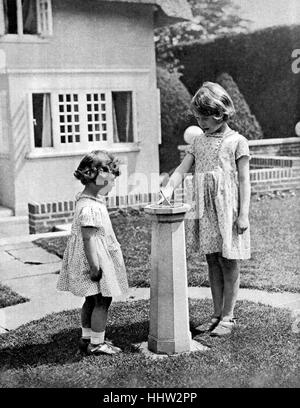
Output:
[6, 68, 150, 75]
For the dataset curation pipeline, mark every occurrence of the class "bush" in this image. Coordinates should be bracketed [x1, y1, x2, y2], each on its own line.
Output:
[157, 66, 196, 173]
[216, 73, 263, 140]
[173, 25, 300, 139]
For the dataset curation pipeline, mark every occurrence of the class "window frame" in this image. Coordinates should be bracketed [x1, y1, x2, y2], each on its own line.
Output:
[28, 89, 138, 156]
[0, 0, 53, 39]
[111, 89, 137, 145]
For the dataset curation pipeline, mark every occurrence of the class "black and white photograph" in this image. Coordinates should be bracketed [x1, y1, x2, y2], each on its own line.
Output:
[0, 0, 299, 393]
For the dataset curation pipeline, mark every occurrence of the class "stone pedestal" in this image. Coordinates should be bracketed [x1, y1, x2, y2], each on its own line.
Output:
[144, 203, 192, 354]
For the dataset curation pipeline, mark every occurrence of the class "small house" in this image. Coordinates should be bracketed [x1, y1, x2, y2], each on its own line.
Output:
[0, 0, 191, 232]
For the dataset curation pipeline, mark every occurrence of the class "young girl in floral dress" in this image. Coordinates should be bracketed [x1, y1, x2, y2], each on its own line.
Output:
[160, 82, 251, 336]
[57, 150, 129, 354]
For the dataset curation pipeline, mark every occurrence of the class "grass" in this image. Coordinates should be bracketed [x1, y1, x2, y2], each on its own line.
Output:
[0, 299, 299, 388]
[34, 194, 300, 293]
[0, 284, 29, 309]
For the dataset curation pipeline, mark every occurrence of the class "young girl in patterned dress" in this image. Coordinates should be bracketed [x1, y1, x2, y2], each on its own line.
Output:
[160, 82, 251, 337]
[57, 150, 129, 354]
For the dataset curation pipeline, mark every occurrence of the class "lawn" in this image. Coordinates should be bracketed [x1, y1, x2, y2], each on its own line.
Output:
[35, 194, 300, 293]
[0, 299, 299, 388]
[0, 284, 29, 309]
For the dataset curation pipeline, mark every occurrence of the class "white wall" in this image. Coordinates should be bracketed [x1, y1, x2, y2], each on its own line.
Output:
[0, 74, 14, 210]
[1, 0, 160, 215]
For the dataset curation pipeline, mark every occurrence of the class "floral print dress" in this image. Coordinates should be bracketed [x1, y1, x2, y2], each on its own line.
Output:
[186, 127, 251, 260]
[57, 194, 129, 297]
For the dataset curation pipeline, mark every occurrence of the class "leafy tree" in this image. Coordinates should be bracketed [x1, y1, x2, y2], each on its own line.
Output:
[155, 0, 250, 71]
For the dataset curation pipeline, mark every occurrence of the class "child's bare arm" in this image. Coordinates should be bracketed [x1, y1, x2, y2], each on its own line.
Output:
[160, 153, 194, 201]
[236, 156, 251, 234]
[81, 226, 102, 281]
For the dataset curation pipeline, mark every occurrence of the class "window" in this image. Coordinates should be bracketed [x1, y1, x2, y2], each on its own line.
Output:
[30, 90, 135, 151]
[32, 93, 53, 147]
[112, 92, 133, 143]
[86, 93, 108, 142]
[58, 93, 80, 144]
[0, 0, 52, 36]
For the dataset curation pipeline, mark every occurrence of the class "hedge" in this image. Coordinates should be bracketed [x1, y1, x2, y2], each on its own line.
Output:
[157, 69, 264, 172]
[157, 66, 195, 173]
[216, 73, 263, 140]
[173, 25, 300, 139]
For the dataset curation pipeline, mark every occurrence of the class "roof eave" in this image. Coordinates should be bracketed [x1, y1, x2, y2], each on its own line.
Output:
[154, 7, 191, 28]
[153, 0, 193, 28]
[95, 1, 193, 28]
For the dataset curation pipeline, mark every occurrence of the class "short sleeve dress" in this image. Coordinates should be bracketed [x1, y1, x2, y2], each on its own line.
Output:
[57, 194, 129, 298]
[186, 127, 251, 260]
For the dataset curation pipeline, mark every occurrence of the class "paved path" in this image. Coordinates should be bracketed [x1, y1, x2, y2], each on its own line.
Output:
[0, 236, 299, 334]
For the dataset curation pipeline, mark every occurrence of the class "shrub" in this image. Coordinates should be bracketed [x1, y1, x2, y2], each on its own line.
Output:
[157, 66, 196, 173]
[173, 25, 300, 139]
[216, 73, 263, 140]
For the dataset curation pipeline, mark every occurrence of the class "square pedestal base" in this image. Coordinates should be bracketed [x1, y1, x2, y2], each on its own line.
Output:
[148, 333, 192, 355]
[137, 340, 210, 360]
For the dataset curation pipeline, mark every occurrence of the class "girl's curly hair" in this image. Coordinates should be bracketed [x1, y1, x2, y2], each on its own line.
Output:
[74, 150, 121, 185]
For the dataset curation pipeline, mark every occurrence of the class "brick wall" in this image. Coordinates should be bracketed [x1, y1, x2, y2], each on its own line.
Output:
[178, 137, 300, 162]
[28, 193, 160, 234]
[249, 167, 300, 194]
[174, 166, 300, 206]
[249, 139, 300, 156]
[28, 200, 75, 234]
[250, 156, 300, 169]
[176, 137, 300, 196]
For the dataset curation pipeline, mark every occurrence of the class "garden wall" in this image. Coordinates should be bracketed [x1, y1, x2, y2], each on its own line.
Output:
[178, 138, 300, 161]
[174, 167, 300, 202]
[176, 137, 300, 198]
[249, 138, 300, 156]
[28, 193, 160, 234]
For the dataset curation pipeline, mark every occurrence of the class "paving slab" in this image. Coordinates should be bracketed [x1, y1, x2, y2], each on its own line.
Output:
[0, 283, 299, 333]
[118, 287, 150, 302]
[189, 287, 300, 311]
[0, 249, 19, 264]
[0, 294, 83, 331]
[0, 218, 29, 239]
[238, 288, 300, 310]
[0, 230, 70, 247]
[2, 273, 61, 299]
[0, 242, 36, 251]
[0, 259, 61, 280]
[5, 246, 61, 264]
[0, 287, 151, 331]
[275, 297, 300, 311]
[187, 287, 211, 299]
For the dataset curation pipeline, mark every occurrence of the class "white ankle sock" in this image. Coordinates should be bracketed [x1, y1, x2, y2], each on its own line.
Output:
[222, 316, 234, 322]
[91, 330, 105, 345]
[81, 327, 92, 339]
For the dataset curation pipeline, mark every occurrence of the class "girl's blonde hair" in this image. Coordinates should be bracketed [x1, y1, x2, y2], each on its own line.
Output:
[191, 81, 235, 121]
